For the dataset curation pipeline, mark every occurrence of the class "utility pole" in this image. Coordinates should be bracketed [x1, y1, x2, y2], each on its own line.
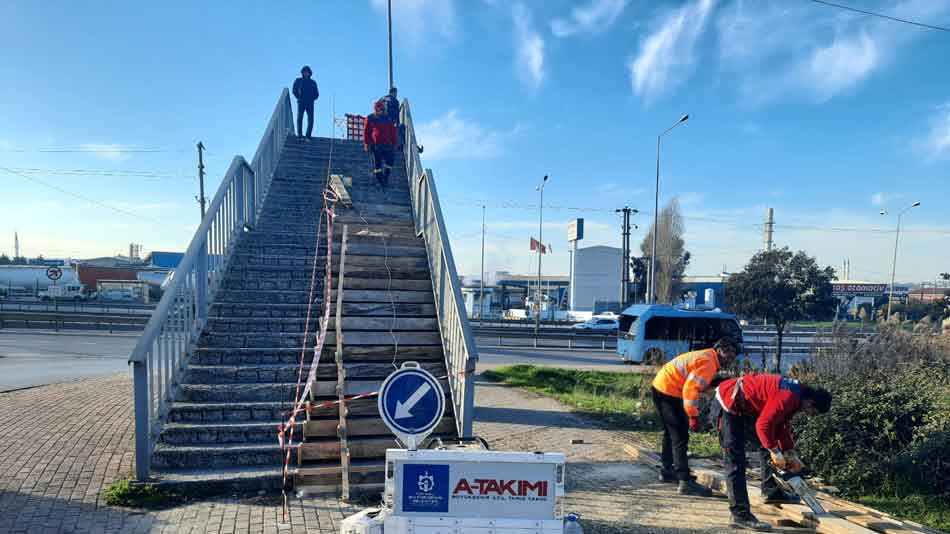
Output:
[616, 207, 634, 309]
[14, 231, 19, 260]
[535, 175, 548, 336]
[479, 205, 486, 323]
[197, 142, 207, 220]
[387, 0, 394, 90]
[764, 207, 774, 251]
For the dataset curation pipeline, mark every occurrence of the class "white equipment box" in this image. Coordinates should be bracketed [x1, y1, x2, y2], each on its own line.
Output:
[382, 448, 566, 533]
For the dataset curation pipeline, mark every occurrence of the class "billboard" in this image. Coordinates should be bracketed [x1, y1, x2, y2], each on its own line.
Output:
[567, 218, 584, 242]
[832, 283, 887, 297]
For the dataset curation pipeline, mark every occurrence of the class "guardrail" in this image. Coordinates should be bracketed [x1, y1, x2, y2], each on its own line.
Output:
[128, 89, 293, 481]
[401, 100, 478, 438]
[0, 300, 155, 315]
[0, 311, 147, 332]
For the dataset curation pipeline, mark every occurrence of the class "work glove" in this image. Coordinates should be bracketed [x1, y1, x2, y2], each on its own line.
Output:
[769, 449, 789, 470]
[786, 451, 805, 473]
[688, 417, 701, 432]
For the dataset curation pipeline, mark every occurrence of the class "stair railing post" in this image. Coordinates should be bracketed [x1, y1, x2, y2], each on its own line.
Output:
[235, 165, 246, 226]
[132, 358, 151, 481]
[196, 237, 209, 322]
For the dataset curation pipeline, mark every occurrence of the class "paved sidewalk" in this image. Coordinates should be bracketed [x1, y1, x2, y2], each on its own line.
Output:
[1, 373, 741, 533]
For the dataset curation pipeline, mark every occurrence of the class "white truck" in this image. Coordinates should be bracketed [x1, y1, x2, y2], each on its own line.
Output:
[39, 283, 89, 301]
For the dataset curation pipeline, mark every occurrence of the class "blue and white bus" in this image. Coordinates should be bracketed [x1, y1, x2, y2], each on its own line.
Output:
[617, 304, 743, 364]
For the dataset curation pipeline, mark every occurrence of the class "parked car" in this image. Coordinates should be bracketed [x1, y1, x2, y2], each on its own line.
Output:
[571, 318, 619, 331]
[98, 289, 137, 302]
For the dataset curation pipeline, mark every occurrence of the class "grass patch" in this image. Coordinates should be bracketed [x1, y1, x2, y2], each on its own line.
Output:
[103, 477, 183, 509]
[856, 494, 950, 532]
[483, 365, 722, 457]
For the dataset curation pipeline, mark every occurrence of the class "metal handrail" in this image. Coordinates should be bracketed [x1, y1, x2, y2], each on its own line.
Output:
[129, 89, 293, 481]
[401, 100, 478, 438]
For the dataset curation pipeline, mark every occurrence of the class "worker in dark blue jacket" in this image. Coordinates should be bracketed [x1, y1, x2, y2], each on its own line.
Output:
[292, 66, 319, 139]
[381, 87, 402, 150]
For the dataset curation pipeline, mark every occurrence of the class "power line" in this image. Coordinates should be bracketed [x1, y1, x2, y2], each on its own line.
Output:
[809, 0, 950, 32]
[0, 166, 161, 223]
[3, 167, 185, 179]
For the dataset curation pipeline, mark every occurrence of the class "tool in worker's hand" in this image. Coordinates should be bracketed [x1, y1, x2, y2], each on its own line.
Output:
[770, 466, 828, 516]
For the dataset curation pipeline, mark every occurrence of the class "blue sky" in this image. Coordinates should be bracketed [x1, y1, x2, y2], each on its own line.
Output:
[1, 0, 949, 284]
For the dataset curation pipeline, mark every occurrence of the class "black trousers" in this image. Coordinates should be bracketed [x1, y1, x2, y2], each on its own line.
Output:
[652, 387, 691, 481]
[712, 402, 780, 516]
[370, 144, 394, 180]
[296, 100, 314, 137]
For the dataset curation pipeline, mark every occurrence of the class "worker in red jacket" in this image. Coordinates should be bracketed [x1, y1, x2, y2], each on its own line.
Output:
[712, 374, 832, 531]
[363, 99, 397, 184]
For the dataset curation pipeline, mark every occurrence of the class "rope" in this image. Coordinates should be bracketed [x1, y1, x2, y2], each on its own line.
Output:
[278, 136, 338, 522]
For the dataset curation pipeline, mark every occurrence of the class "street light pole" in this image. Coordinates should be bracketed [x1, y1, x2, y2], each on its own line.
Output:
[480, 205, 486, 323]
[387, 0, 394, 90]
[535, 175, 548, 336]
[649, 114, 689, 305]
[883, 201, 921, 320]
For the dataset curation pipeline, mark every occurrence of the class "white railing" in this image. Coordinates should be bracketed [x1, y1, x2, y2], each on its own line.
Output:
[129, 89, 293, 480]
[401, 100, 478, 438]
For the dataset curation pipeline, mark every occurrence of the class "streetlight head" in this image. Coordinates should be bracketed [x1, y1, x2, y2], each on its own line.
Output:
[543, 175, 549, 182]
[679, 114, 689, 123]
[879, 209, 887, 216]
[911, 201, 921, 208]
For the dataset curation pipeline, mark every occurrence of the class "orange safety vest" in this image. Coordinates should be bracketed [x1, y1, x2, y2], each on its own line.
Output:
[651, 348, 720, 417]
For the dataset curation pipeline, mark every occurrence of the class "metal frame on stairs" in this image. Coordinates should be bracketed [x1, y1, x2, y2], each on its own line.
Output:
[129, 89, 294, 481]
[400, 100, 478, 438]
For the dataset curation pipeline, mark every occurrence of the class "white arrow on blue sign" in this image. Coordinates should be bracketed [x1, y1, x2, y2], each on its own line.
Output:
[378, 362, 445, 449]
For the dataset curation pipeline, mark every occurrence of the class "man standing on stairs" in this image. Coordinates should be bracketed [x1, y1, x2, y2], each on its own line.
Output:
[381, 87, 402, 150]
[292, 65, 319, 139]
[363, 99, 397, 185]
[711, 374, 832, 531]
[651, 336, 739, 496]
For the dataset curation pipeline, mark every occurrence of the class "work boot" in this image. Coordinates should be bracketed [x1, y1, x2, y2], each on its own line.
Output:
[658, 468, 677, 483]
[730, 513, 772, 531]
[762, 489, 801, 504]
[677, 479, 712, 497]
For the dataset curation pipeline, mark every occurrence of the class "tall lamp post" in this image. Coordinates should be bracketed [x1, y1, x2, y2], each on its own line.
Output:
[649, 114, 689, 304]
[535, 175, 549, 336]
[881, 201, 920, 320]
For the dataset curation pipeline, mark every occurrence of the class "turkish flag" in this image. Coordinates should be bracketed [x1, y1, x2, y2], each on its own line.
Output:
[530, 238, 548, 254]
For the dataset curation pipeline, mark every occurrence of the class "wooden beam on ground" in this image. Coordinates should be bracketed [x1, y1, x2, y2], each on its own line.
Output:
[335, 224, 350, 501]
[329, 175, 352, 207]
[621, 441, 880, 534]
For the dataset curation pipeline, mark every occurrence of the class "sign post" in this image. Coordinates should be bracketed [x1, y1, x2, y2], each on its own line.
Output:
[378, 362, 445, 450]
[46, 266, 63, 320]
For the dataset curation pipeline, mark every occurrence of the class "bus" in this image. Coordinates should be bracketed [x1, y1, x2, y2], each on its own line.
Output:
[617, 304, 743, 364]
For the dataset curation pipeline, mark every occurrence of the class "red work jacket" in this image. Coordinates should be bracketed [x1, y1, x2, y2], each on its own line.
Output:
[716, 373, 802, 451]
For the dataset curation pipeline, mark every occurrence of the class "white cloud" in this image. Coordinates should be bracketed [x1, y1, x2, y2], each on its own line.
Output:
[550, 0, 629, 37]
[513, 3, 545, 90]
[871, 192, 886, 206]
[79, 143, 133, 162]
[0, 139, 13, 150]
[718, 0, 950, 104]
[795, 32, 878, 102]
[628, 0, 716, 103]
[913, 103, 950, 160]
[369, 0, 457, 49]
[416, 109, 519, 160]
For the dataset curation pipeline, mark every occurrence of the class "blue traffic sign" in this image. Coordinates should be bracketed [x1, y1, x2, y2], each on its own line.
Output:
[378, 363, 445, 447]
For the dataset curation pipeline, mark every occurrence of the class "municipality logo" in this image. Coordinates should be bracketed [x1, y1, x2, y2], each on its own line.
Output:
[418, 471, 435, 493]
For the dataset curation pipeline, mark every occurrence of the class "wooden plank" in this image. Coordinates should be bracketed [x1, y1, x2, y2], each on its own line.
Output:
[299, 436, 398, 461]
[305, 416, 456, 438]
[335, 224, 350, 500]
[622, 442, 878, 534]
[329, 174, 352, 207]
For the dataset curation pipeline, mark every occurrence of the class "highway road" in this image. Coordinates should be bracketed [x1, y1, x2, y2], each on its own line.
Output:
[0, 331, 137, 392]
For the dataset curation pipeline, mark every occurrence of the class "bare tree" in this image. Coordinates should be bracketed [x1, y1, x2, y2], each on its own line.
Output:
[640, 198, 690, 304]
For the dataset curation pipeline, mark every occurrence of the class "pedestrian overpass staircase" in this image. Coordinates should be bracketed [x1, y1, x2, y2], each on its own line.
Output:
[129, 89, 477, 495]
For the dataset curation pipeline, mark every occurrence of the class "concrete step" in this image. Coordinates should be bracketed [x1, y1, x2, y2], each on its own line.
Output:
[295, 460, 385, 493]
[209, 300, 436, 319]
[151, 442, 290, 469]
[254, 213, 415, 230]
[204, 316, 439, 334]
[214, 288, 433, 305]
[303, 415, 455, 439]
[190, 345, 445, 366]
[228, 253, 430, 273]
[240, 229, 422, 248]
[198, 330, 443, 349]
[176, 379, 412, 402]
[166, 401, 290, 423]
[184, 361, 445, 384]
[160, 420, 298, 446]
[151, 465, 284, 495]
[234, 242, 426, 259]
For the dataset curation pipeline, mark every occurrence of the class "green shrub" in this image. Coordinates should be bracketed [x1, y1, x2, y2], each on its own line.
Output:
[795, 328, 950, 505]
[104, 477, 181, 508]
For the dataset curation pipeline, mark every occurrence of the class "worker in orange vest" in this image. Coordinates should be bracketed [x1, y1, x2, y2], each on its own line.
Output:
[651, 336, 739, 496]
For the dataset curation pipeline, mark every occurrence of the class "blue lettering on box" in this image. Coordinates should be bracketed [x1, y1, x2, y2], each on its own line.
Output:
[402, 464, 449, 513]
